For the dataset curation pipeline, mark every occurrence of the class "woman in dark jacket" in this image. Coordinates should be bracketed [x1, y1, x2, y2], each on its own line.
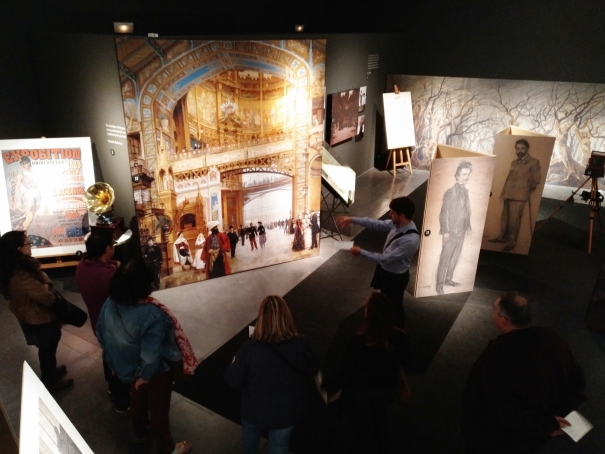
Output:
[324, 292, 409, 454]
[0, 230, 73, 393]
[225, 295, 320, 454]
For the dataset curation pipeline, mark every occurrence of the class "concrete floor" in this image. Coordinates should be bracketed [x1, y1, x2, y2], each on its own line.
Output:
[1, 168, 592, 453]
[0, 167, 426, 454]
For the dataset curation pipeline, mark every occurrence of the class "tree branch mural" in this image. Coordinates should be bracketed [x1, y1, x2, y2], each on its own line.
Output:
[389, 75, 605, 188]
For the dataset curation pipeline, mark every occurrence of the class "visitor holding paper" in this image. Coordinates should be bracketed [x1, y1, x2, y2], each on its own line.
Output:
[462, 292, 586, 453]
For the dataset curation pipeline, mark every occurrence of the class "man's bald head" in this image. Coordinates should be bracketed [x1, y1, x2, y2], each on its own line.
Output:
[493, 291, 533, 333]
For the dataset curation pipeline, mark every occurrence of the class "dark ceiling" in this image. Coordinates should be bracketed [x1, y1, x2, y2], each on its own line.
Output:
[6, 0, 601, 38]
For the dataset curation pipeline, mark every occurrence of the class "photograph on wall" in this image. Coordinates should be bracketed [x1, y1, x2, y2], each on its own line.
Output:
[387, 74, 605, 190]
[359, 86, 367, 113]
[327, 88, 360, 146]
[482, 127, 555, 255]
[20, 362, 94, 454]
[115, 39, 326, 290]
[413, 145, 495, 298]
[0, 137, 95, 257]
[355, 114, 365, 142]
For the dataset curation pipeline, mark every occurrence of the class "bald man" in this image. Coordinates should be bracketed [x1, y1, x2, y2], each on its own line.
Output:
[462, 292, 586, 453]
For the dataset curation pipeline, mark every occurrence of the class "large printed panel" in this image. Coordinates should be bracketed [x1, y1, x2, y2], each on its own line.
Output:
[20, 362, 94, 454]
[0, 137, 95, 257]
[482, 127, 555, 255]
[115, 39, 326, 290]
[414, 145, 495, 297]
[387, 75, 605, 189]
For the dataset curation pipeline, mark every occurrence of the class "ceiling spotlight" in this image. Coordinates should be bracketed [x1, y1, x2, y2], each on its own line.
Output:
[295, 25, 304, 32]
[114, 22, 134, 34]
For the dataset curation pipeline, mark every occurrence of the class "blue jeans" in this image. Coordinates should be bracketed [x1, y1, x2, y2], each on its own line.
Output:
[241, 419, 293, 454]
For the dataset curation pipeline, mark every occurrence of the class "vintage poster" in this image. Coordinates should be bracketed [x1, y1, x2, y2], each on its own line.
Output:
[482, 127, 555, 255]
[115, 39, 326, 290]
[414, 145, 496, 297]
[0, 137, 95, 257]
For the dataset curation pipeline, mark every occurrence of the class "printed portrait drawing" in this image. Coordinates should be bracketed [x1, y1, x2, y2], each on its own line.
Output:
[413, 147, 496, 298]
[489, 139, 540, 252]
[481, 130, 555, 255]
[436, 161, 472, 294]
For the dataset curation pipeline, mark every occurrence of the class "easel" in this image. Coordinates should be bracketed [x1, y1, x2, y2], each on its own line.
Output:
[320, 187, 347, 241]
[320, 172, 354, 241]
[535, 175, 604, 254]
[383, 85, 415, 177]
[385, 147, 413, 176]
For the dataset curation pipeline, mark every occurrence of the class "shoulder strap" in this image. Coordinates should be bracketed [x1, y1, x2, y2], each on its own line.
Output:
[382, 228, 419, 253]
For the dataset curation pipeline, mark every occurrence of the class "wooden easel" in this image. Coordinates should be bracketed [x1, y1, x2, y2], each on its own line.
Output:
[385, 147, 413, 175]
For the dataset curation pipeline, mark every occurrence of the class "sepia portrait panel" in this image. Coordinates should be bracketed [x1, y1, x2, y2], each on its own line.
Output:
[482, 127, 555, 255]
[414, 145, 496, 297]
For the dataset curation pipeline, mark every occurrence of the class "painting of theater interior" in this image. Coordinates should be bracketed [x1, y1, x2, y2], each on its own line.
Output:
[116, 39, 326, 289]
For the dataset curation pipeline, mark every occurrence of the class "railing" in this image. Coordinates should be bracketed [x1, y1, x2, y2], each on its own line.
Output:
[168, 132, 293, 162]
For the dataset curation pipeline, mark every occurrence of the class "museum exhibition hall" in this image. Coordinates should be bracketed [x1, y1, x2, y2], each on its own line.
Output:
[1, 1, 604, 453]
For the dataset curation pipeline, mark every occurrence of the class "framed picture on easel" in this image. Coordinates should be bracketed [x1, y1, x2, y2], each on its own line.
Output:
[382, 90, 415, 174]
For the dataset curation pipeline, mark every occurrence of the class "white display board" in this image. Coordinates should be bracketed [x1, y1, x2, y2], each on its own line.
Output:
[322, 146, 356, 206]
[0, 137, 95, 257]
[20, 361, 94, 454]
[382, 92, 416, 149]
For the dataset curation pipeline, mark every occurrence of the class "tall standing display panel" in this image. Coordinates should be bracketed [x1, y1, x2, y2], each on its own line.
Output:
[481, 127, 555, 255]
[20, 361, 94, 454]
[0, 137, 95, 257]
[115, 39, 326, 290]
[413, 145, 496, 297]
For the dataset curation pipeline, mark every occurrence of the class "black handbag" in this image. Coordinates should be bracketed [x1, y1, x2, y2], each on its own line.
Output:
[53, 290, 88, 327]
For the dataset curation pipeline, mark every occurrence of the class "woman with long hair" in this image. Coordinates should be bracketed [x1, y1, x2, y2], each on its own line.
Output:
[324, 292, 410, 454]
[96, 259, 197, 454]
[0, 230, 73, 393]
[225, 295, 320, 454]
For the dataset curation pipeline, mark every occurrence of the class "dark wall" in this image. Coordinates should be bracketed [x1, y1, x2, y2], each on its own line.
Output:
[0, 30, 42, 139]
[30, 33, 135, 222]
[1, 4, 604, 215]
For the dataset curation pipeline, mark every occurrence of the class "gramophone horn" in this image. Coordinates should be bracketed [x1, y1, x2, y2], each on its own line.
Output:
[84, 182, 115, 215]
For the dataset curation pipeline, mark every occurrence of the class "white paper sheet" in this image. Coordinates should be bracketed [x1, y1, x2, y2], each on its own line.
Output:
[563, 411, 593, 442]
[333, 241, 354, 250]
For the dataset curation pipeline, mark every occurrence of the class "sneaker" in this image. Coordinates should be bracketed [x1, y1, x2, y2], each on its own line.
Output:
[114, 405, 130, 414]
[46, 377, 74, 394]
[55, 365, 67, 379]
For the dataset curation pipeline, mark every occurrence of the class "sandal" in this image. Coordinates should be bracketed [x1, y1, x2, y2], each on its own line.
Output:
[171, 440, 191, 454]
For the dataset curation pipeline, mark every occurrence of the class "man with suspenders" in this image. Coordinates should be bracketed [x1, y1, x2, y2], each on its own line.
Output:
[337, 197, 420, 328]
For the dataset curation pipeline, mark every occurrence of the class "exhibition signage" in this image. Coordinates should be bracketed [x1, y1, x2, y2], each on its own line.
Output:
[0, 137, 95, 257]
